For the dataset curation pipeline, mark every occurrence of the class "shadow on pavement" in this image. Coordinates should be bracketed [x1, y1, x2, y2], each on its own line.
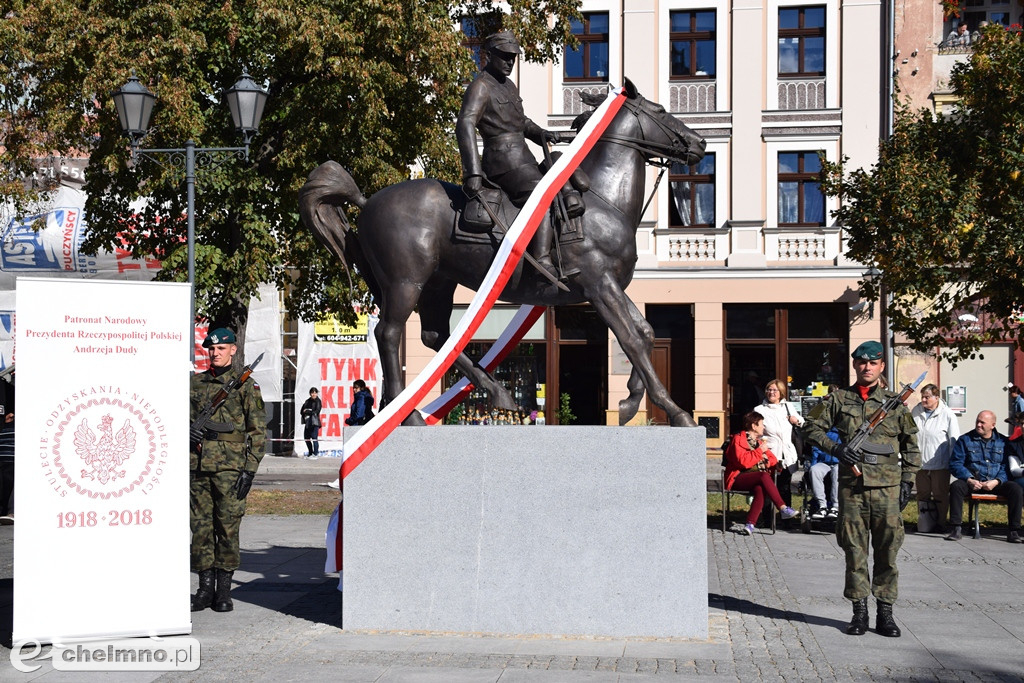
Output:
[709, 592, 848, 632]
[232, 545, 342, 629]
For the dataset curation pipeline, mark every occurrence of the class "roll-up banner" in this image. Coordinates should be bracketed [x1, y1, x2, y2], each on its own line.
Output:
[13, 277, 191, 643]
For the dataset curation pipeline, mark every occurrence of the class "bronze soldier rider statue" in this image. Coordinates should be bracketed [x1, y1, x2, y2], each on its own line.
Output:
[456, 30, 584, 281]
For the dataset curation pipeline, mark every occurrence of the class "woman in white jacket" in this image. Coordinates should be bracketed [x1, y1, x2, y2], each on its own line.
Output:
[755, 378, 804, 508]
[911, 383, 959, 531]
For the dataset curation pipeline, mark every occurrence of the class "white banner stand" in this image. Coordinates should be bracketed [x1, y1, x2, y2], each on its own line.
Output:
[13, 277, 191, 643]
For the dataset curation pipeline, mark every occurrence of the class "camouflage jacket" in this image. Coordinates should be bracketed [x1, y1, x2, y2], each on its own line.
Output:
[190, 366, 266, 473]
[804, 383, 920, 487]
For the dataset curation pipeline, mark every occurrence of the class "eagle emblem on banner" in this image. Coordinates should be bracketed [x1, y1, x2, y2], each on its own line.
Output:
[74, 414, 136, 484]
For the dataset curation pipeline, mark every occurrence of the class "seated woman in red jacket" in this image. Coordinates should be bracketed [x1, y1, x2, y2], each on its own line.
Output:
[725, 411, 798, 535]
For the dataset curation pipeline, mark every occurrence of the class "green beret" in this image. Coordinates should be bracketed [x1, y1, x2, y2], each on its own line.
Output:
[851, 340, 883, 361]
[203, 327, 236, 348]
[484, 31, 522, 55]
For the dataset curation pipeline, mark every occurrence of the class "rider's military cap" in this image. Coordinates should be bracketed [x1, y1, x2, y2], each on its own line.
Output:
[851, 340, 884, 361]
[203, 327, 237, 348]
[484, 31, 522, 55]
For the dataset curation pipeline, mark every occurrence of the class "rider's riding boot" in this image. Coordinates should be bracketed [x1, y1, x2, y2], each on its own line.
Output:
[847, 597, 869, 635]
[212, 569, 234, 613]
[532, 215, 579, 281]
[530, 218, 560, 280]
[875, 601, 901, 637]
[191, 569, 215, 612]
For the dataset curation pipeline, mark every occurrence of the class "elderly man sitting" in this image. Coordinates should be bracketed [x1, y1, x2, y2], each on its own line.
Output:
[945, 410, 1024, 543]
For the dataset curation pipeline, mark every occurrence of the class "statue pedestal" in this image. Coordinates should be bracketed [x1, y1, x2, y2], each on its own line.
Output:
[343, 426, 708, 638]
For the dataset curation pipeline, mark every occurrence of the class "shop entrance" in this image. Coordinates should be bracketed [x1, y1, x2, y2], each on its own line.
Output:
[548, 306, 608, 425]
[724, 304, 848, 434]
[645, 305, 695, 425]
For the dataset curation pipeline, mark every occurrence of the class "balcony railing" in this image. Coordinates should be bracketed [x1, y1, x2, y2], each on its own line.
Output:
[669, 81, 716, 113]
[777, 78, 826, 110]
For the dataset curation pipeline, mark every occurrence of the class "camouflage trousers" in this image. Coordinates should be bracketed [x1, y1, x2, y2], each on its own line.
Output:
[191, 469, 247, 572]
[836, 482, 904, 603]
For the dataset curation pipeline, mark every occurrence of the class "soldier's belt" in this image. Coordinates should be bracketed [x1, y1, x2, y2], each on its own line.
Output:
[206, 432, 247, 443]
[860, 441, 896, 464]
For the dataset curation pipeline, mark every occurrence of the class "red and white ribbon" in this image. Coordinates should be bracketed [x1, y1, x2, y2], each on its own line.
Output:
[339, 88, 625, 480]
[419, 303, 544, 425]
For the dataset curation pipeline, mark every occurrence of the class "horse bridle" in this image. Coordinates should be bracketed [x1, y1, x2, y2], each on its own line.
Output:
[601, 95, 695, 168]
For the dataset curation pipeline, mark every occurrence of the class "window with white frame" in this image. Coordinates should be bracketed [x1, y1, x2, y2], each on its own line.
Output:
[778, 6, 825, 76]
[669, 10, 716, 79]
[778, 152, 824, 226]
[669, 153, 716, 228]
[565, 12, 609, 81]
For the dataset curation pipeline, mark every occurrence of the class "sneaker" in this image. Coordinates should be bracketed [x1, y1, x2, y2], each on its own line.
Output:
[781, 506, 798, 520]
[1008, 530, 1023, 544]
[827, 507, 839, 519]
[810, 509, 827, 520]
[0, 515, 11, 525]
[945, 526, 963, 541]
[740, 523, 756, 535]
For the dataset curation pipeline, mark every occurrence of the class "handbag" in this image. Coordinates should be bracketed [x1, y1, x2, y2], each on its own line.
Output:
[785, 402, 805, 458]
[310, 414, 321, 428]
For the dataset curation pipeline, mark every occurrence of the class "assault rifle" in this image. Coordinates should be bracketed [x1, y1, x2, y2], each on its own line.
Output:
[190, 353, 264, 451]
[846, 371, 927, 476]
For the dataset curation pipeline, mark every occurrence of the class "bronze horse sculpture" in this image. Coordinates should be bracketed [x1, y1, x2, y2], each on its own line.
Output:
[300, 79, 706, 427]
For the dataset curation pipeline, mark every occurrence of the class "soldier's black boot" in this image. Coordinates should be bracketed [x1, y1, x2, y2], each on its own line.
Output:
[846, 597, 868, 635]
[212, 569, 234, 613]
[190, 569, 215, 612]
[876, 601, 901, 637]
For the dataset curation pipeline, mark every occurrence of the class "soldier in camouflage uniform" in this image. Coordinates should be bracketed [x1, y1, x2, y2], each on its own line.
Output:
[804, 341, 920, 638]
[189, 327, 266, 613]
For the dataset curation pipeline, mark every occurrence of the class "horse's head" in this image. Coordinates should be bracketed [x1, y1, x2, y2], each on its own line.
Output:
[578, 78, 706, 167]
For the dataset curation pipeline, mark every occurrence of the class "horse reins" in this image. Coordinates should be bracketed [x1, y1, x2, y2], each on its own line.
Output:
[601, 96, 695, 168]
[594, 95, 693, 218]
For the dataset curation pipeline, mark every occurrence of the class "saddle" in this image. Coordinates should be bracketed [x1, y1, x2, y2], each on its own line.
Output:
[452, 168, 589, 247]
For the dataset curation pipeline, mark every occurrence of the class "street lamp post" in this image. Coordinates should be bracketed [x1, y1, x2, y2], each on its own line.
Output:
[112, 71, 269, 361]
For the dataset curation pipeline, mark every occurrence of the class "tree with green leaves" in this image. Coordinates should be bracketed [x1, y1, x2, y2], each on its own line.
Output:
[821, 25, 1024, 362]
[1, 0, 582, 338]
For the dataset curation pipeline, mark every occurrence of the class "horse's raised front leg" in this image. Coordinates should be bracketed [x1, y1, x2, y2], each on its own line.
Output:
[586, 274, 697, 428]
[374, 282, 427, 426]
[418, 280, 517, 412]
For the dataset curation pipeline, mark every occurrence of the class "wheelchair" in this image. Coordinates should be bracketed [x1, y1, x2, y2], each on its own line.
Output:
[797, 456, 838, 534]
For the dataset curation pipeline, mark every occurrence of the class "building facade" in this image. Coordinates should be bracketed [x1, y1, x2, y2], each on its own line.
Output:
[408, 0, 890, 434]
[890, 0, 1024, 433]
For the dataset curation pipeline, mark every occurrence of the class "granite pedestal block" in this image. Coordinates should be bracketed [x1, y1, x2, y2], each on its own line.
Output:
[343, 426, 707, 637]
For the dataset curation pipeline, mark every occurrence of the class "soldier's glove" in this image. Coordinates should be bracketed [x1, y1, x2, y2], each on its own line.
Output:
[233, 470, 256, 500]
[832, 443, 859, 467]
[463, 175, 483, 197]
[189, 425, 206, 449]
[899, 481, 913, 511]
[542, 129, 563, 145]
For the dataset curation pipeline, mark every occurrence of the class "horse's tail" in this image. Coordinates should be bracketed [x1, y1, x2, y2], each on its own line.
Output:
[298, 161, 369, 289]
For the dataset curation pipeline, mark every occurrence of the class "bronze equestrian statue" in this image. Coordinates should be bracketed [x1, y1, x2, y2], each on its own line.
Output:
[300, 46, 706, 428]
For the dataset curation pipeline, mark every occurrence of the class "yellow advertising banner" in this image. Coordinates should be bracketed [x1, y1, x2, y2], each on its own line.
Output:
[315, 313, 369, 343]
